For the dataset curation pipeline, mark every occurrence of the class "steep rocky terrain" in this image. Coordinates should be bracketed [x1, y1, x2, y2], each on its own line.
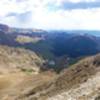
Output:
[0, 45, 44, 74]
[0, 53, 99, 100]
[0, 45, 57, 100]
[48, 72, 100, 100]
[46, 54, 100, 100]
[20, 53, 100, 100]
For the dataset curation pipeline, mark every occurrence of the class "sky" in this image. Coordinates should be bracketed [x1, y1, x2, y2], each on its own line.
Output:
[0, 0, 100, 30]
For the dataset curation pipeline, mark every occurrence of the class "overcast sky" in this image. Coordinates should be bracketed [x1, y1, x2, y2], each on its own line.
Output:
[0, 0, 100, 30]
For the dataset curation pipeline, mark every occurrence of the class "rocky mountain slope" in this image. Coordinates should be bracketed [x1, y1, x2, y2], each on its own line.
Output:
[0, 45, 57, 100]
[26, 53, 100, 100]
[0, 53, 99, 100]
[0, 45, 44, 74]
[48, 72, 100, 100]
[47, 54, 100, 100]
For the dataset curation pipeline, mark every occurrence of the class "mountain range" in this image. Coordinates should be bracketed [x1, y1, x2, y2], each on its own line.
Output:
[0, 23, 100, 72]
[0, 23, 100, 100]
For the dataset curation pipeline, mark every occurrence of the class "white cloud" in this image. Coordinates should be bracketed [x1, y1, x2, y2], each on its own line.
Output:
[0, 0, 100, 30]
[34, 8, 100, 30]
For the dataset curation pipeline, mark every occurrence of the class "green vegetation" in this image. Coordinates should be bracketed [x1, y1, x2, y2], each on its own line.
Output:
[21, 68, 33, 74]
[68, 56, 85, 66]
[25, 40, 55, 60]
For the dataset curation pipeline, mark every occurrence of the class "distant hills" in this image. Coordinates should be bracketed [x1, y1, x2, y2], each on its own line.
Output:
[67, 30, 100, 37]
[0, 24, 9, 32]
[0, 23, 100, 71]
[0, 23, 46, 34]
[52, 33, 99, 57]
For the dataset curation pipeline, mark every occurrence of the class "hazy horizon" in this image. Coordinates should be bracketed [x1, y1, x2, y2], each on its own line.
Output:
[1, 22, 100, 37]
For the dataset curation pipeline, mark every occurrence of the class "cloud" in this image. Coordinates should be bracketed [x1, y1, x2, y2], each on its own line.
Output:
[31, 8, 100, 30]
[6, 11, 32, 23]
[0, 0, 100, 30]
[60, 1, 100, 10]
